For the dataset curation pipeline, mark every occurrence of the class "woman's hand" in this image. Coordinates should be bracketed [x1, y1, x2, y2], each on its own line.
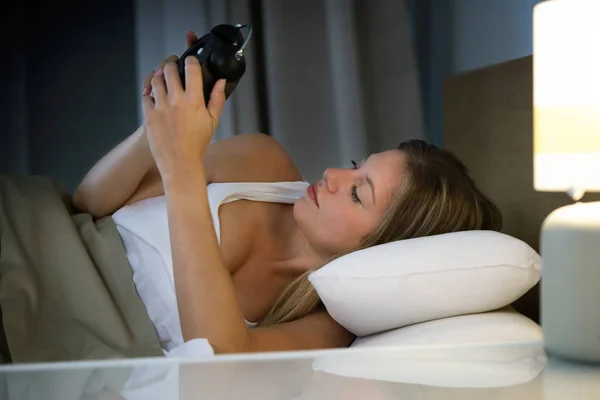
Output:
[142, 54, 178, 96]
[142, 30, 199, 96]
[142, 56, 227, 186]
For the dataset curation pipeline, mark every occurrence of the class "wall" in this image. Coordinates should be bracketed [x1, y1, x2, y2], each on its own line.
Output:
[451, 0, 546, 73]
[1, 1, 30, 176]
[416, 0, 547, 145]
[1, 0, 138, 193]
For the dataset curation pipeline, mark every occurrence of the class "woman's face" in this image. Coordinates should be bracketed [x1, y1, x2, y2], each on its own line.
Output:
[294, 150, 406, 258]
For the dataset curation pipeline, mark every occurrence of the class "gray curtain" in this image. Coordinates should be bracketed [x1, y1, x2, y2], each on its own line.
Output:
[1, 0, 424, 190]
[135, 0, 425, 183]
[1, 0, 140, 193]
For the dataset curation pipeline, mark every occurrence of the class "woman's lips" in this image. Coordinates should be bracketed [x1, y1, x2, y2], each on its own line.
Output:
[308, 183, 319, 206]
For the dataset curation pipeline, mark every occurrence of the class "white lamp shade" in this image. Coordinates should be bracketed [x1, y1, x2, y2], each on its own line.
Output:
[533, 0, 600, 196]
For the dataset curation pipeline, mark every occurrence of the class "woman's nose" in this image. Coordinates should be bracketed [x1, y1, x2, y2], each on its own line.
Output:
[323, 168, 347, 193]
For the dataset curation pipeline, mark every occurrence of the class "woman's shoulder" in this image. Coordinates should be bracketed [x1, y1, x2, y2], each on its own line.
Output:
[205, 133, 303, 184]
[121, 133, 301, 210]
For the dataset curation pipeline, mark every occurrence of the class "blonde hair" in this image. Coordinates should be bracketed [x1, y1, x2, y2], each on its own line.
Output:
[258, 139, 502, 327]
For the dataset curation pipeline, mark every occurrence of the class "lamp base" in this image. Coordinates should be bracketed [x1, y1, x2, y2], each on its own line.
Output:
[541, 200, 600, 364]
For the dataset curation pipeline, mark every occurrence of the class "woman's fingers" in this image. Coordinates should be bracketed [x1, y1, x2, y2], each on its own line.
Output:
[183, 56, 204, 105]
[164, 62, 184, 100]
[141, 90, 155, 119]
[142, 28, 200, 109]
[143, 55, 179, 95]
[186, 31, 199, 48]
[151, 69, 167, 106]
[207, 79, 227, 124]
[142, 70, 155, 96]
[161, 55, 179, 69]
[155, 55, 179, 79]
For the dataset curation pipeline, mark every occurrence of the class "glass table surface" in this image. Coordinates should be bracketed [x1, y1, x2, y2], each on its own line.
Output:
[0, 341, 599, 399]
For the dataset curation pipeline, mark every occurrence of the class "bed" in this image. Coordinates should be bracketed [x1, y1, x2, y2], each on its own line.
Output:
[443, 55, 600, 323]
[0, 55, 576, 399]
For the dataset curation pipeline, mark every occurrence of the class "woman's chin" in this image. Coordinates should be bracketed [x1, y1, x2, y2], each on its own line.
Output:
[294, 196, 316, 215]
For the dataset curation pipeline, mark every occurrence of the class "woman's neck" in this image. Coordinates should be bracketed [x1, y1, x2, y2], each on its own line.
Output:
[263, 205, 328, 277]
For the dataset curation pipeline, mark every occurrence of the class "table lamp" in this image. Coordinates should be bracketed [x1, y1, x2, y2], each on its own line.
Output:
[534, 0, 600, 363]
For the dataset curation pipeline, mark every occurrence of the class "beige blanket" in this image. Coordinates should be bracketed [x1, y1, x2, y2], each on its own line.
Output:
[0, 174, 163, 363]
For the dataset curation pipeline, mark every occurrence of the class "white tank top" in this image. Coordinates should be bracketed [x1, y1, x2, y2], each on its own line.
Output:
[111, 181, 309, 353]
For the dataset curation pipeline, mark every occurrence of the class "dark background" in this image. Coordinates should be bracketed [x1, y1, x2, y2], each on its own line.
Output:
[1, 0, 544, 192]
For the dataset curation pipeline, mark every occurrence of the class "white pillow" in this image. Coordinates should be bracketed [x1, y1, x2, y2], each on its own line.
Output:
[350, 307, 542, 348]
[312, 309, 546, 388]
[308, 230, 541, 337]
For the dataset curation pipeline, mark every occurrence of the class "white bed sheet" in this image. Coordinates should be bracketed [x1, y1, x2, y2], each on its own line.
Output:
[0, 309, 545, 400]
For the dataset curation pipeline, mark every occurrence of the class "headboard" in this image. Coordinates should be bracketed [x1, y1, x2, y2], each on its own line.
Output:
[443, 55, 600, 322]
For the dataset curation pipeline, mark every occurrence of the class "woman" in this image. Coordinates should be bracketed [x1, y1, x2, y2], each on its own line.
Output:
[69, 32, 502, 357]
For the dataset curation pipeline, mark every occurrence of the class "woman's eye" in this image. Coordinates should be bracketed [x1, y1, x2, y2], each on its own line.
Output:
[351, 185, 362, 204]
[350, 160, 362, 204]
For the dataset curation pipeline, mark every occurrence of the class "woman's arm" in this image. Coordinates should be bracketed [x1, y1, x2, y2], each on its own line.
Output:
[72, 125, 155, 217]
[144, 57, 351, 354]
[73, 32, 302, 218]
[72, 53, 179, 217]
[73, 33, 195, 217]
[73, 129, 302, 217]
[74, 71, 299, 218]
[166, 166, 353, 353]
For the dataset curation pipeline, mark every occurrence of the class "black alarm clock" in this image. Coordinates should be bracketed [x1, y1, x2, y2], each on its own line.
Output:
[177, 23, 252, 104]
